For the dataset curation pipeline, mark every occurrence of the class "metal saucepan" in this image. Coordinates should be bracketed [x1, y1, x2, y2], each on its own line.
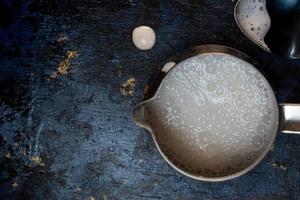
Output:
[133, 45, 300, 182]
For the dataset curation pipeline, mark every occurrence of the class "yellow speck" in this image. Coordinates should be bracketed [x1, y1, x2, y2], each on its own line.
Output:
[120, 77, 136, 96]
[31, 156, 45, 166]
[50, 50, 78, 79]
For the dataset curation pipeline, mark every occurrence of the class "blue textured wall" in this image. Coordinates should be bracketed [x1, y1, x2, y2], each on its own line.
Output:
[0, 0, 299, 199]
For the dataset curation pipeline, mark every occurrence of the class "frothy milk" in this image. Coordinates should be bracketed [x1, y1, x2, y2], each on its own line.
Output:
[235, 0, 271, 50]
[144, 53, 278, 177]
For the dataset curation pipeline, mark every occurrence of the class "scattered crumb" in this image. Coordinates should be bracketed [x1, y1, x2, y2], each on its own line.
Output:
[57, 34, 68, 43]
[162, 62, 176, 73]
[75, 186, 82, 192]
[31, 156, 45, 166]
[102, 194, 107, 200]
[272, 161, 287, 170]
[88, 196, 96, 200]
[5, 152, 11, 159]
[121, 78, 136, 96]
[50, 50, 78, 79]
[14, 143, 19, 147]
[12, 179, 18, 189]
[143, 84, 149, 96]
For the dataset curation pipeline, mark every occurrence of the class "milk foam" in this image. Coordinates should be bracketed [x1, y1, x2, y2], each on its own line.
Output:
[235, 0, 271, 50]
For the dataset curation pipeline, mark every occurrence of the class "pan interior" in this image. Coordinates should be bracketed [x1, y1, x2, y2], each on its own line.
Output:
[144, 53, 278, 178]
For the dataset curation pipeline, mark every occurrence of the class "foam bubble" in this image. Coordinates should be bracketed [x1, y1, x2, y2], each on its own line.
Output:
[235, 0, 271, 50]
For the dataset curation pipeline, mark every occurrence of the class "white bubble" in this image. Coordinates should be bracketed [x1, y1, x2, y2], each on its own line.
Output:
[132, 26, 156, 50]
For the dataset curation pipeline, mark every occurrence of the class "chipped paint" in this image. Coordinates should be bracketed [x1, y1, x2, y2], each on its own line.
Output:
[120, 77, 136, 96]
[50, 50, 78, 79]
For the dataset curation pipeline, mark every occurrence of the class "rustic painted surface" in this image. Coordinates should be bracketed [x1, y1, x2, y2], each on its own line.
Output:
[0, 0, 300, 199]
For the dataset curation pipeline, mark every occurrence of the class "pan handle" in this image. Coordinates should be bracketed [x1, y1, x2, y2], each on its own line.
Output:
[279, 104, 300, 134]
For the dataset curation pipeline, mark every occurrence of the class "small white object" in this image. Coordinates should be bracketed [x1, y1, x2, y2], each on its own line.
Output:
[132, 26, 156, 50]
[162, 62, 176, 73]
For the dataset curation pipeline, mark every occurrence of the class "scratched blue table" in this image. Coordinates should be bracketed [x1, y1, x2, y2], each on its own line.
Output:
[0, 1, 300, 199]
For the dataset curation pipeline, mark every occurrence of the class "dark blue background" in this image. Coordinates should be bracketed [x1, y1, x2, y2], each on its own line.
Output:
[0, 0, 299, 199]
